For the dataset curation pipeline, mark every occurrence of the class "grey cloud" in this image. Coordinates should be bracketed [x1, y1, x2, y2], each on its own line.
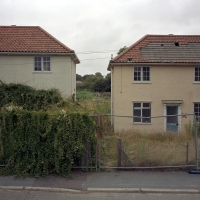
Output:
[1, 0, 200, 75]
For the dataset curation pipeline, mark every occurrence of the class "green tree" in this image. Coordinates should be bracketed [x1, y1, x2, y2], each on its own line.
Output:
[117, 46, 128, 55]
[104, 73, 111, 92]
[82, 74, 91, 81]
[95, 72, 103, 78]
[76, 72, 111, 92]
[76, 74, 83, 81]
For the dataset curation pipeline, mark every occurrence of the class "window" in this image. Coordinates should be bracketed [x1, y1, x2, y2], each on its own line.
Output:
[194, 103, 200, 119]
[133, 102, 151, 123]
[195, 67, 200, 82]
[134, 67, 150, 81]
[34, 57, 50, 71]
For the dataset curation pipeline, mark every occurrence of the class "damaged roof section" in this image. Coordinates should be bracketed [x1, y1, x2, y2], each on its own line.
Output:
[141, 42, 200, 61]
[108, 34, 200, 69]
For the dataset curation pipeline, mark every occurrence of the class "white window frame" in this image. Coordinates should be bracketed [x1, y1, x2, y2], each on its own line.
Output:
[34, 57, 51, 71]
[133, 67, 150, 82]
[194, 67, 200, 82]
[133, 102, 151, 123]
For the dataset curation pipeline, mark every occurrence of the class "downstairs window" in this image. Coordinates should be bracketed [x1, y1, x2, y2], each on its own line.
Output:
[133, 102, 151, 123]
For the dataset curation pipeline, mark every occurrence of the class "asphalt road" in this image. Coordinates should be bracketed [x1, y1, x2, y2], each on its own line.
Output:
[0, 190, 200, 200]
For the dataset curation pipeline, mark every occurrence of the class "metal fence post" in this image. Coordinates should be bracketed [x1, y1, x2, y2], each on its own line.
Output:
[186, 142, 189, 165]
[194, 114, 199, 170]
[96, 114, 101, 171]
[117, 139, 122, 168]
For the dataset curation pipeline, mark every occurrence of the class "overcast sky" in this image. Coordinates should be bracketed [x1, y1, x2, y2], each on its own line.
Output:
[1, 0, 200, 76]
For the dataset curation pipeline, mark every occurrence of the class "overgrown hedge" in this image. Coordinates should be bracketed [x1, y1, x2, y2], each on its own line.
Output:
[0, 108, 95, 177]
[0, 83, 63, 110]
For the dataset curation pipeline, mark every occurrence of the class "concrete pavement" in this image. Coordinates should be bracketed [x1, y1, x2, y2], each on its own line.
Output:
[0, 170, 200, 194]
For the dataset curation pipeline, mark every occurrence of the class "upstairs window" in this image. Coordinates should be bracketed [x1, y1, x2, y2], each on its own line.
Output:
[34, 57, 51, 71]
[133, 102, 151, 123]
[195, 67, 200, 82]
[134, 67, 150, 81]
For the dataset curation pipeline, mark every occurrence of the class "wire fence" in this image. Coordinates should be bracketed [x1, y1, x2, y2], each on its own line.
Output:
[77, 113, 200, 171]
[1, 112, 197, 171]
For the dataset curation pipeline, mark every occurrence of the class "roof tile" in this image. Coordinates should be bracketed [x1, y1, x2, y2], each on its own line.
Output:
[0, 26, 73, 53]
[110, 34, 200, 66]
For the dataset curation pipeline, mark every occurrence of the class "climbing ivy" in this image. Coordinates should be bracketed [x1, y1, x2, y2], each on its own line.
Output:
[0, 108, 96, 178]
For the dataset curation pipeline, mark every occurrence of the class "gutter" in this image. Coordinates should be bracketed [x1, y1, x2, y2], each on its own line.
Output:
[68, 50, 80, 64]
[108, 62, 200, 70]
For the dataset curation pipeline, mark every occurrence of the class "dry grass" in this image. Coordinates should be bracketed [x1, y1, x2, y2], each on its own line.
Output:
[74, 95, 199, 168]
[99, 130, 199, 167]
[76, 91, 111, 114]
[77, 99, 110, 114]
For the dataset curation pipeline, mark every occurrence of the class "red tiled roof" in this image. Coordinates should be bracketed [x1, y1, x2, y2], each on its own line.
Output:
[108, 34, 200, 69]
[0, 26, 73, 53]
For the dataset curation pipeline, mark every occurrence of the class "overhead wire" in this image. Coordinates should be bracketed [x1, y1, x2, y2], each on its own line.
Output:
[0, 49, 117, 67]
[80, 57, 111, 61]
[0, 57, 112, 67]
[76, 50, 118, 54]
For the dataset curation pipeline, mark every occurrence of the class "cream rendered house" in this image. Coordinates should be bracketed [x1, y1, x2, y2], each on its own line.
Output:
[0, 26, 79, 98]
[108, 35, 200, 132]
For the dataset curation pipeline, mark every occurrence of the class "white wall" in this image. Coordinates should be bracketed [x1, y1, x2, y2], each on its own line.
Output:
[0, 55, 76, 98]
[71, 59, 76, 100]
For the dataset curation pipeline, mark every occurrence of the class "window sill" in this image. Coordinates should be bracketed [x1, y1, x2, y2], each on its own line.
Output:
[193, 82, 200, 84]
[132, 81, 151, 84]
[132, 123, 152, 125]
[32, 71, 52, 74]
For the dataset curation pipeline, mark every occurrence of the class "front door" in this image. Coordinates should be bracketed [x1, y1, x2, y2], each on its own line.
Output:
[166, 106, 178, 132]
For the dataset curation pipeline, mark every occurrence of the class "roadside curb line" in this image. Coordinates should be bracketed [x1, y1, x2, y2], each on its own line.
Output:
[87, 188, 200, 194]
[87, 188, 141, 193]
[1, 186, 200, 194]
[141, 188, 200, 194]
[0, 186, 81, 193]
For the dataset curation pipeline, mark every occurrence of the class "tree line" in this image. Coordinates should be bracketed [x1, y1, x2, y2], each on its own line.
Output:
[76, 72, 111, 92]
[76, 46, 128, 93]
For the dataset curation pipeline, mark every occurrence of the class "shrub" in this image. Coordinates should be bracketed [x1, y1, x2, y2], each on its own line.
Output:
[0, 108, 95, 177]
[0, 83, 62, 111]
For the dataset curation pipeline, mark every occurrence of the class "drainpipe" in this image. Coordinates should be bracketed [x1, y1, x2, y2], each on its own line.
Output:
[111, 67, 113, 125]
[74, 64, 76, 101]
[71, 59, 72, 97]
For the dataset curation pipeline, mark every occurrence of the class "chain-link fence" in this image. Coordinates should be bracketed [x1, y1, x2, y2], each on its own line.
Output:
[72, 141, 98, 171]
[2, 112, 198, 172]
[96, 113, 199, 170]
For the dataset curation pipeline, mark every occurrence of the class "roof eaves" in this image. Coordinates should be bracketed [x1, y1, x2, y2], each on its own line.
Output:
[109, 59, 200, 65]
[69, 50, 80, 64]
